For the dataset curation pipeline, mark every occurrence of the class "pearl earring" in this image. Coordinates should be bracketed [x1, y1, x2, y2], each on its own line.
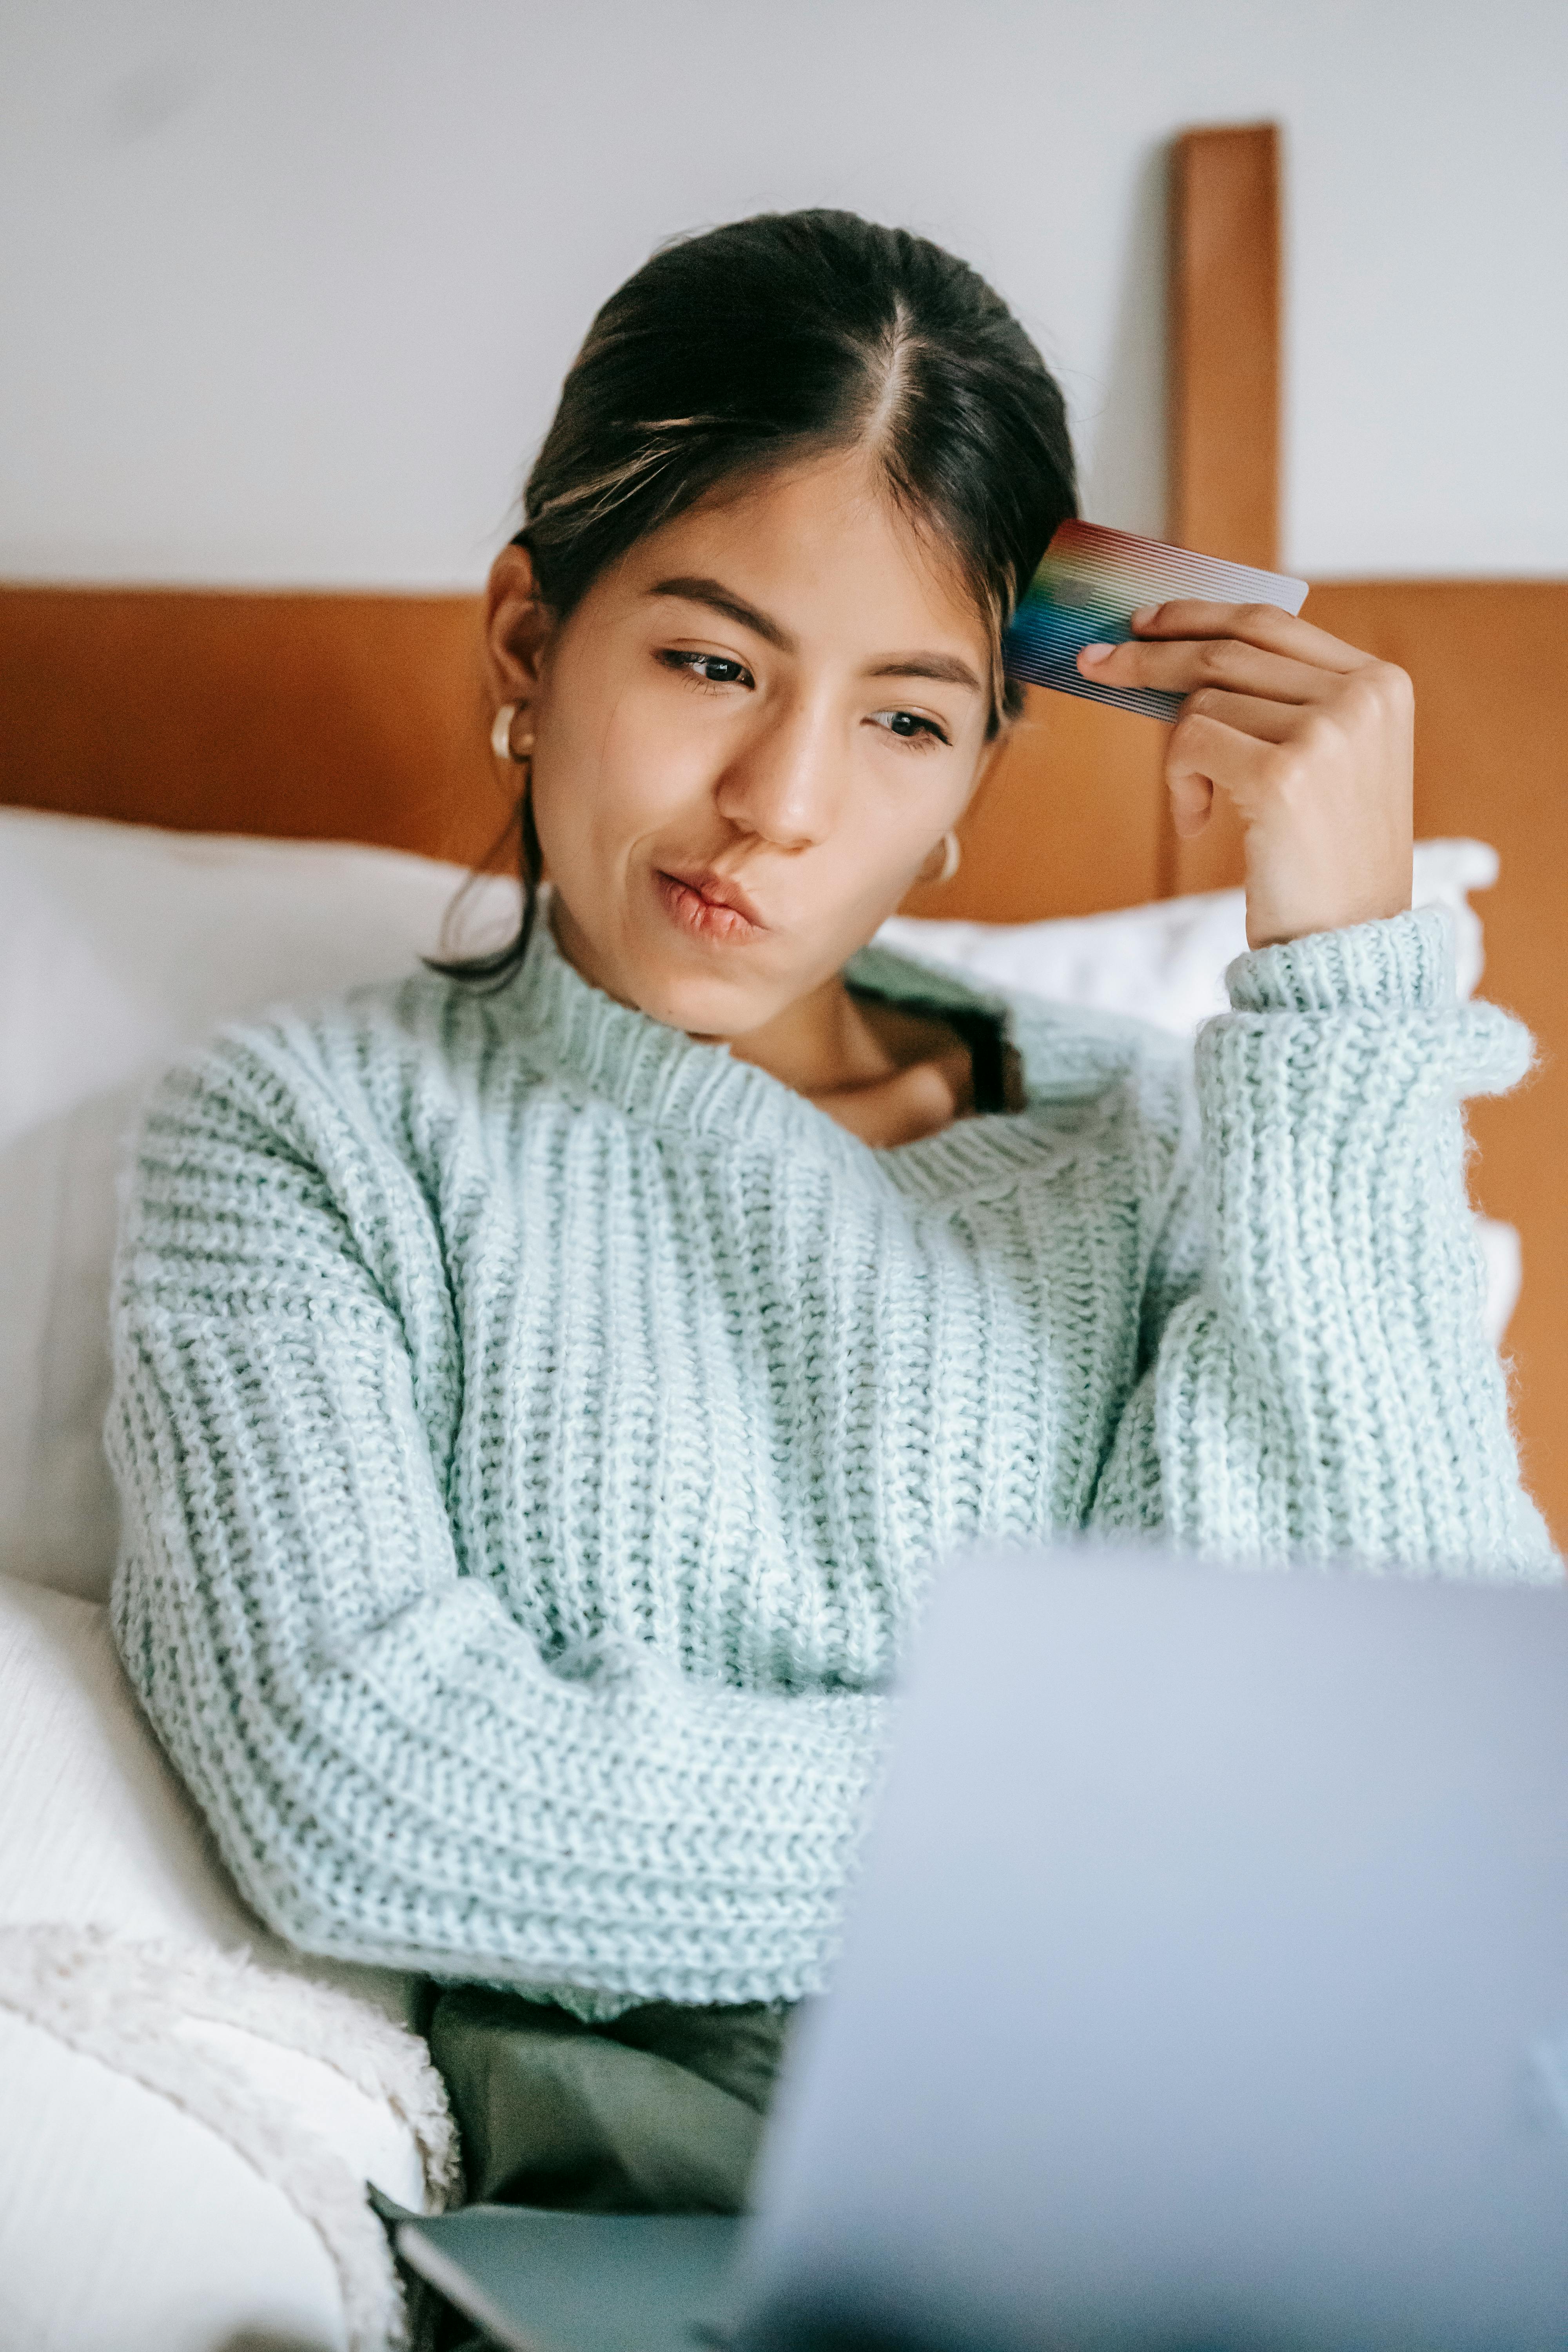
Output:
[933, 829, 962, 885]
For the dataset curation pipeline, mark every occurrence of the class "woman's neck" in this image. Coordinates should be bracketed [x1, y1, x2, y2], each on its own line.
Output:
[729, 971, 976, 1147]
[547, 894, 973, 1147]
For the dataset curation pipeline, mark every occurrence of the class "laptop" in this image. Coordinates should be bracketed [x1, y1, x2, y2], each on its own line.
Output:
[393, 1543, 1568, 2350]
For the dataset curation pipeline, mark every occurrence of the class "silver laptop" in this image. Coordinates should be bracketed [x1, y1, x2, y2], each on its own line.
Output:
[396, 1544, 1568, 2350]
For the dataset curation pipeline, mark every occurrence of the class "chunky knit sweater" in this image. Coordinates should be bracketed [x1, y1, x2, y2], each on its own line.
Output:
[107, 902, 1556, 2012]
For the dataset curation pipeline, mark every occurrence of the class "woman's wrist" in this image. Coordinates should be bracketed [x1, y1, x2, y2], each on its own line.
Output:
[1225, 905, 1456, 1017]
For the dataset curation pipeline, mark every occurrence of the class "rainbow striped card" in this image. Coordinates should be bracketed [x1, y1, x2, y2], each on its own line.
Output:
[1003, 520, 1309, 722]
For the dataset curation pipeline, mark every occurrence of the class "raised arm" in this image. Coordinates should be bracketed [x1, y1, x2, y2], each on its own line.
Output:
[1089, 910, 1556, 1574]
[1076, 596, 1555, 1577]
[107, 1029, 887, 2008]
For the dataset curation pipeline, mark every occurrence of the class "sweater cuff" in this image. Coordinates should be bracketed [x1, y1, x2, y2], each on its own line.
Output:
[1226, 906, 1455, 1016]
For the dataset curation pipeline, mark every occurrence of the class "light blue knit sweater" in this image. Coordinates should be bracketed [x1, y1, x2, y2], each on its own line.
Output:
[107, 902, 1555, 2010]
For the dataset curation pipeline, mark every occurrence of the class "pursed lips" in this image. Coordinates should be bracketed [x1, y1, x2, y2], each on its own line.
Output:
[655, 864, 769, 940]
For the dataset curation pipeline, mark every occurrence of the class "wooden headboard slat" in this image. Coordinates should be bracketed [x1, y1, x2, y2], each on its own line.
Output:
[1166, 120, 1282, 900]
[1168, 121, 1282, 573]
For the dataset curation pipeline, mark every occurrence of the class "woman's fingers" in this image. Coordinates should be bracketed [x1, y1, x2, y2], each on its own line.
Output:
[1124, 599, 1371, 673]
[1165, 711, 1259, 840]
[1079, 633, 1333, 707]
[1167, 760, 1214, 839]
[1069, 593, 1414, 946]
[1163, 690, 1414, 945]
[1173, 686, 1299, 744]
[1156, 696, 1297, 839]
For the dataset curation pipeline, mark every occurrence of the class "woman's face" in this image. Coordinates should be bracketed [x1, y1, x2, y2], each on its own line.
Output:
[486, 448, 1000, 1042]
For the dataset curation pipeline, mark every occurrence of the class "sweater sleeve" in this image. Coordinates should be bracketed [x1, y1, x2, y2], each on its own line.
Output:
[106, 1029, 888, 2008]
[1088, 906, 1558, 1576]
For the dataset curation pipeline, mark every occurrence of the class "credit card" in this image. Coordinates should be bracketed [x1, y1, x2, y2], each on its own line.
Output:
[1003, 519, 1309, 722]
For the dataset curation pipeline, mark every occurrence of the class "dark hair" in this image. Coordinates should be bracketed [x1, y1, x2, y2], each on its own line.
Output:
[434, 208, 1077, 988]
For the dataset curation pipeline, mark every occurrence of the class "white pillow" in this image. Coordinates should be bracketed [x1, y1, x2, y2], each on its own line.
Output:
[0, 1571, 456, 2351]
[0, 808, 511, 1598]
[0, 806, 1511, 1602]
[875, 838, 1498, 1033]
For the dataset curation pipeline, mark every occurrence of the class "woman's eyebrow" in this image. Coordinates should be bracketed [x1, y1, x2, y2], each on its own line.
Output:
[869, 654, 982, 691]
[648, 575, 981, 692]
[648, 576, 794, 652]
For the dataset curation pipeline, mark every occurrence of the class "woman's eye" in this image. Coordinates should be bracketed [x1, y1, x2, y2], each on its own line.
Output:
[659, 649, 754, 690]
[870, 708, 949, 750]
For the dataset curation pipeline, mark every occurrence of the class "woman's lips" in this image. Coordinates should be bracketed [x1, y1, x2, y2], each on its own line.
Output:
[654, 867, 767, 944]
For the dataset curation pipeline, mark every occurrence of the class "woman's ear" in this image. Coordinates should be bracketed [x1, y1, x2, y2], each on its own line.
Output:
[484, 543, 555, 711]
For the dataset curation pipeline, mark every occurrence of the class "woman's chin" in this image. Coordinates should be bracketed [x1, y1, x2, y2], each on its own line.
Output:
[636, 962, 774, 1044]
[548, 893, 758, 1040]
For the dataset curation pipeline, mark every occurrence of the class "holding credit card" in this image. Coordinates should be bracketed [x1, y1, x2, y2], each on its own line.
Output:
[1003, 519, 1309, 720]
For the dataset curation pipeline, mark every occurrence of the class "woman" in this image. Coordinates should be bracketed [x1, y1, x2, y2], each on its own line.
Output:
[107, 211, 1554, 2216]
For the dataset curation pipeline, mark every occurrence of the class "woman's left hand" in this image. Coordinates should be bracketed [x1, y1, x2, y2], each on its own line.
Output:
[1079, 603, 1414, 948]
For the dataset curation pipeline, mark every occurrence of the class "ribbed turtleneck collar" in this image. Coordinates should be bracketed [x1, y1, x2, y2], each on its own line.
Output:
[490, 890, 1048, 1192]
[502, 900, 801, 1151]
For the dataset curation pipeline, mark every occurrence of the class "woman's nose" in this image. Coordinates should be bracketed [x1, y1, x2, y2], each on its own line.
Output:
[712, 698, 843, 851]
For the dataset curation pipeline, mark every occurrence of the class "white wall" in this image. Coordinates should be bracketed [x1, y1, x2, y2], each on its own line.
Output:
[2, 0, 1564, 588]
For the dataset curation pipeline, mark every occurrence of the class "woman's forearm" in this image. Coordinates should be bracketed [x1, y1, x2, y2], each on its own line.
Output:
[111, 1305, 888, 2004]
[1091, 908, 1557, 1576]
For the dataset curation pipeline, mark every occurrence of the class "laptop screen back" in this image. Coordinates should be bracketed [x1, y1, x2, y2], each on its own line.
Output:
[735, 1547, 1568, 2352]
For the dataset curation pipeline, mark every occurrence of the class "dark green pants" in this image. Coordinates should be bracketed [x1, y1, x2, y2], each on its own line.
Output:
[429, 1985, 800, 2216]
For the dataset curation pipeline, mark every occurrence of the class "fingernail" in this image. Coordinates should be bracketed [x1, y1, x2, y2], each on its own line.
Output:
[1130, 603, 1161, 627]
[1079, 642, 1115, 663]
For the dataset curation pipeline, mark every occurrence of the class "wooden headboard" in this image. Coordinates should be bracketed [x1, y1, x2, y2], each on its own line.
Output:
[2, 129, 1563, 1542]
